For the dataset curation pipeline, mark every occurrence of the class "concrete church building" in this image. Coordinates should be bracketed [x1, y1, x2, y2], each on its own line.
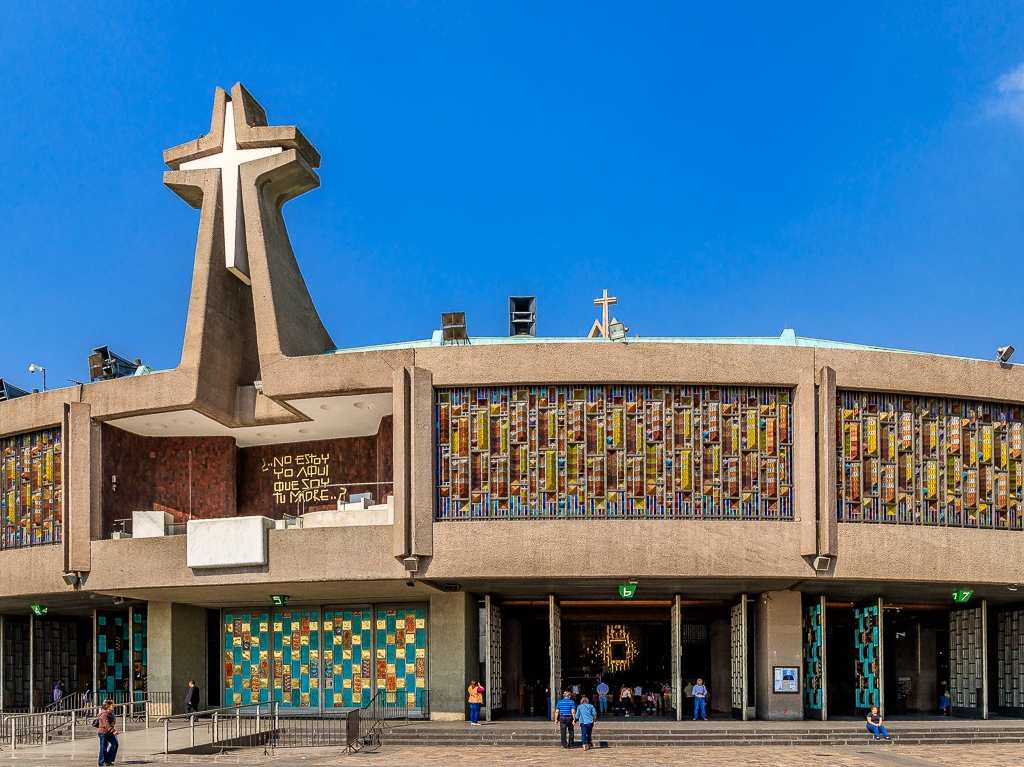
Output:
[1, 83, 1023, 724]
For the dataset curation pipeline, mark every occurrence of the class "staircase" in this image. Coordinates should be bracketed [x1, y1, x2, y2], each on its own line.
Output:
[381, 721, 1024, 747]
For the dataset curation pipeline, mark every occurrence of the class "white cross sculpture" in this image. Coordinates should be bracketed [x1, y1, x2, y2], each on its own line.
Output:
[179, 100, 283, 284]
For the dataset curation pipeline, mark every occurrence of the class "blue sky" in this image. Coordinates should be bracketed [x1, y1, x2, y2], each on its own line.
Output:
[2, 2, 1024, 388]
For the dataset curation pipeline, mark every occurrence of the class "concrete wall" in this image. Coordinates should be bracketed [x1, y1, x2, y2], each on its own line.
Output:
[755, 590, 803, 721]
[147, 602, 208, 714]
[428, 591, 478, 720]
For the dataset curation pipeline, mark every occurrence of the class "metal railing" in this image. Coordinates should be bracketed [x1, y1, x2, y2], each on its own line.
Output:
[160, 702, 277, 754]
[5, 691, 171, 749]
[158, 690, 429, 753]
[7, 701, 134, 750]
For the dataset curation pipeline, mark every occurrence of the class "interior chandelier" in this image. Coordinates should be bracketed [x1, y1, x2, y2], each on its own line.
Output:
[599, 624, 638, 672]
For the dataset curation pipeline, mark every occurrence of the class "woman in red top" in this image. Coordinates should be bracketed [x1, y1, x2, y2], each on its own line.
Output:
[96, 699, 119, 766]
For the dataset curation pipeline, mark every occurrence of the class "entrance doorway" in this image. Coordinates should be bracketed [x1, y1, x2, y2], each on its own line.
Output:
[883, 606, 949, 715]
[498, 599, 733, 720]
[499, 605, 550, 717]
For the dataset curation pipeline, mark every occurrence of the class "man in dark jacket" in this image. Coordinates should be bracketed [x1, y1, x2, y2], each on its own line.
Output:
[185, 680, 200, 713]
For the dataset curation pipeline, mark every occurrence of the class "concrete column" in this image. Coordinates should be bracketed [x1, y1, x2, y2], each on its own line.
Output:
[796, 367, 818, 557]
[409, 367, 434, 558]
[755, 590, 803, 720]
[147, 602, 207, 715]
[28, 613, 34, 713]
[0, 615, 5, 711]
[816, 366, 838, 556]
[428, 591, 477, 720]
[392, 368, 411, 560]
[63, 402, 96, 574]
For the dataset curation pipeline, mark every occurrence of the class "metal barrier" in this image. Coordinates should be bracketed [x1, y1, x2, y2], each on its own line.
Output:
[160, 702, 277, 754]
[158, 690, 429, 753]
[4, 692, 170, 749]
[6, 701, 132, 750]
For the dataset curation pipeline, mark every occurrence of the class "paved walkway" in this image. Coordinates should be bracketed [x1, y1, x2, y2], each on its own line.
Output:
[2, 742, 1024, 767]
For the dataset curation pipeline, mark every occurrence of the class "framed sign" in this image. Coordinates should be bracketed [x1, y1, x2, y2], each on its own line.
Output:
[773, 666, 800, 694]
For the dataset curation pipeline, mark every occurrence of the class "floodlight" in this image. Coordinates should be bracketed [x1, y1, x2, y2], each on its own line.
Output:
[441, 312, 470, 345]
[88, 346, 139, 382]
[508, 296, 537, 337]
[607, 319, 628, 342]
[0, 379, 30, 402]
[27, 363, 47, 390]
[997, 345, 1015, 364]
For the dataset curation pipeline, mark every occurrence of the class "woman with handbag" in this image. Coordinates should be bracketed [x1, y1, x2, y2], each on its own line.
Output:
[95, 699, 118, 766]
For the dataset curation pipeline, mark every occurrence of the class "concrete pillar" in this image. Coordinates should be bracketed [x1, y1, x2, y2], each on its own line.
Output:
[28, 613, 34, 713]
[755, 590, 803, 720]
[0, 615, 5, 711]
[63, 402, 97, 574]
[147, 602, 207, 715]
[816, 366, 838, 556]
[428, 591, 477, 720]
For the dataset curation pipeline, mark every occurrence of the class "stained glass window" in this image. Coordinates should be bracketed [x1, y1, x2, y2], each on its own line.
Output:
[436, 385, 794, 520]
[1, 427, 62, 548]
[837, 391, 1024, 529]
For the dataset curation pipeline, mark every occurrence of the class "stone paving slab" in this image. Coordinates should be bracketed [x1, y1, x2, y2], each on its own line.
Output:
[3, 743, 1024, 766]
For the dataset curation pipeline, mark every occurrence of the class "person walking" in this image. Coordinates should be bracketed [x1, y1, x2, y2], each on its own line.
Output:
[467, 680, 484, 725]
[95, 699, 118, 766]
[52, 681, 65, 705]
[865, 706, 892, 740]
[692, 678, 709, 721]
[596, 678, 610, 715]
[185, 680, 200, 714]
[575, 695, 598, 751]
[619, 685, 632, 717]
[554, 690, 576, 748]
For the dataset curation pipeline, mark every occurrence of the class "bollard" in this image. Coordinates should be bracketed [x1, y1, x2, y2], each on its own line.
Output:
[236, 707, 241, 739]
[43, 713, 48, 745]
[163, 718, 169, 755]
[190, 715, 195, 748]
[11, 718, 16, 750]
[71, 711, 76, 741]
[213, 711, 218, 744]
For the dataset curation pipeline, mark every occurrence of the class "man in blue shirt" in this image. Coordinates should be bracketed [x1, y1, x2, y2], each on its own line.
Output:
[692, 678, 709, 721]
[554, 691, 576, 748]
[575, 695, 598, 751]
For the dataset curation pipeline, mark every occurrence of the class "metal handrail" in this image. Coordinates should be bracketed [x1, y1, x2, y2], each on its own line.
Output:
[6, 700, 136, 750]
[159, 701, 277, 754]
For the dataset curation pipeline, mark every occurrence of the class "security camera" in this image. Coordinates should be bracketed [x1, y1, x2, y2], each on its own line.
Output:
[997, 345, 1015, 364]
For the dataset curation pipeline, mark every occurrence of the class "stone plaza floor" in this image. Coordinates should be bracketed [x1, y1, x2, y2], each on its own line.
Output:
[3, 725, 1024, 767]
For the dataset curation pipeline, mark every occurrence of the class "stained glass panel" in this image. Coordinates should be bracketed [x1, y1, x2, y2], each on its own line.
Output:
[436, 385, 794, 520]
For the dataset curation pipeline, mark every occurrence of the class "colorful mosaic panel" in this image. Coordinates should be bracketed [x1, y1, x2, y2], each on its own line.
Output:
[223, 610, 272, 706]
[97, 612, 130, 696]
[436, 386, 794, 520]
[854, 604, 880, 711]
[837, 391, 1024, 528]
[274, 609, 321, 709]
[374, 606, 427, 709]
[323, 608, 372, 709]
[803, 601, 824, 713]
[1, 428, 62, 548]
[132, 607, 148, 699]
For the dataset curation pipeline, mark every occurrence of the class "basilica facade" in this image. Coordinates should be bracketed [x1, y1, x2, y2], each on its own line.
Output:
[0, 84, 1021, 723]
